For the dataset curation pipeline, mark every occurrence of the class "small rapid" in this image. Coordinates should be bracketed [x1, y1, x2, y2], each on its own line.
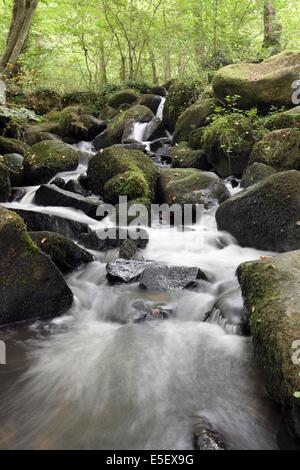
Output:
[0, 99, 297, 451]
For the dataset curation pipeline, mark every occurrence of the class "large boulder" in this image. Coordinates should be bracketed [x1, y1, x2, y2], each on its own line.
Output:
[87, 146, 157, 203]
[237, 251, 300, 438]
[171, 142, 210, 170]
[240, 162, 276, 188]
[23, 140, 79, 184]
[250, 129, 300, 171]
[173, 99, 215, 143]
[216, 170, 300, 252]
[34, 184, 102, 220]
[29, 231, 94, 274]
[0, 208, 73, 325]
[58, 106, 106, 141]
[163, 79, 203, 132]
[0, 136, 29, 156]
[0, 153, 24, 186]
[139, 94, 162, 114]
[202, 113, 255, 178]
[213, 51, 300, 110]
[159, 168, 230, 208]
[0, 162, 11, 201]
[107, 89, 140, 109]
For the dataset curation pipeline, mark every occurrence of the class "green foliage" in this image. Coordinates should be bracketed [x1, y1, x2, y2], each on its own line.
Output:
[123, 80, 152, 94]
[0, 106, 41, 122]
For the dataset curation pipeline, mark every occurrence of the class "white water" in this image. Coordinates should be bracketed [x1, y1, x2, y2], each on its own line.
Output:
[156, 97, 166, 121]
[0, 121, 296, 450]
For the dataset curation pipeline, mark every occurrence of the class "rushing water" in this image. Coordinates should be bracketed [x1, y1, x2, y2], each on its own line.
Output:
[0, 104, 299, 451]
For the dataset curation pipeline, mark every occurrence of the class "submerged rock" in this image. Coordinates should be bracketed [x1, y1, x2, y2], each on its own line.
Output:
[79, 227, 149, 251]
[132, 301, 172, 323]
[30, 231, 94, 274]
[139, 265, 207, 291]
[0, 208, 73, 326]
[106, 258, 154, 283]
[216, 170, 300, 252]
[194, 419, 227, 450]
[35, 184, 102, 220]
[237, 251, 300, 438]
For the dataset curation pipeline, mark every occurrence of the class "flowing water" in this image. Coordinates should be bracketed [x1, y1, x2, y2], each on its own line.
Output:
[0, 102, 298, 450]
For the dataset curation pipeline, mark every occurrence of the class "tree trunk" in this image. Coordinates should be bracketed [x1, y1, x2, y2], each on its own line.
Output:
[262, 1, 282, 50]
[0, 0, 39, 79]
[148, 43, 158, 85]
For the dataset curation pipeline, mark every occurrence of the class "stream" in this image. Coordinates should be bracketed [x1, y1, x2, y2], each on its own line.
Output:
[0, 99, 298, 450]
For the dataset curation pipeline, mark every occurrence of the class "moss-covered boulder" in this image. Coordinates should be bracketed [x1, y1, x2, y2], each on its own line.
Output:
[202, 113, 255, 178]
[213, 51, 300, 110]
[25, 121, 61, 145]
[0, 136, 29, 156]
[139, 94, 162, 114]
[25, 88, 62, 115]
[265, 106, 300, 130]
[250, 129, 300, 171]
[173, 99, 215, 143]
[105, 105, 154, 146]
[0, 208, 73, 325]
[171, 142, 210, 170]
[0, 153, 24, 187]
[0, 162, 11, 201]
[24, 140, 79, 185]
[189, 127, 205, 150]
[237, 252, 300, 438]
[58, 106, 106, 141]
[29, 231, 94, 274]
[163, 79, 203, 132]
[240, 162, 276, 188]
[87, 146, 157, 203]
[216, 170, 300, 251]
[108, 89, 140, 109]
[159, 168, 230, 208]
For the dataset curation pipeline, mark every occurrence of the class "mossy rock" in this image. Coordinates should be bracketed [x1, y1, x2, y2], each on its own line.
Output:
[171, 142, 210, 170]
[24, 140, 79, 185]
[58, 106, 106, 141]
[139, 94, 162, 114]
[163, 79, 203, 132]
[104, 170, 149, 204]
[264, 106, 300, 130]
[0, 207, 73, 326]
[0, 136, 29, 156]
[240, 162, 276, 188]
[87, 145, 157, 202]
[202, 113, 255, 178]
[0, 162, 11, 201]
[250, 129, 300, 171]
[159, 168, 230, 208]
[62, 91, 99, 108]
[173, 99, 215, 143]
[108, 89, 140, 109]
[216, 170, 300, 251]
[237, 252, 300, 438]
[105, 105, 154, 145]
[189, 127, 205, 150]
[25, 88, 62, 115]
[29, 231, 94, 274]
[0, 153, 24, 187]
[213, 51, 300, 110]
[25, 121, 61, 146]
[99, 105, 119, 121]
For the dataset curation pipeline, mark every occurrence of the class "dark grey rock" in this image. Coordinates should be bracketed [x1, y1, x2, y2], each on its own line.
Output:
[140, 265, 207, 291]
[106, 258, 154, 283]
[79, 227, 149, 251]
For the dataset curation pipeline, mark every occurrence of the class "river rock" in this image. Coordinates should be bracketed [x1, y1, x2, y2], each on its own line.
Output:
[108, 89, 140, 109]
[106, 259, 154, 283]
[119, 239, 138, 259]
[139, 265, 207, 291]
[0, 153, 24, 186]
[132, 301, 172, 323]
[64, 179, 91, 197]
[150, 137, 171, 153]
[212, 50, 300, 110]
[59, 106, 107, 141]
[0, 162, 11, 202]
[0, 208, 73, 326]
[240, 162, 276, 188]
[0, 136, 29, 156]
[216, 170, 300, 252]
[159, 168, 230, 208]
[194, 419, 227, 450]
[139, 94, 162, 114]
[10, 208, 89, 239]
[29, 231, 94, 274]
[34, 184, 102, 220]
[250, 129, 300, 172]
[143, 117, 166, 141]
[171, 142, 210, 170]
[51, 177, 66, 189]
[23, 140, 79, 185]
[237, 251, 300, 438]
[79, 227, 149, 251]
[173, 98, 215, 144]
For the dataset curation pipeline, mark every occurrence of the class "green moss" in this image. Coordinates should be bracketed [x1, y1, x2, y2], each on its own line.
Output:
[107, 105, 154, 142]
[173, 98, 215, 143]
[0, 136, 29, 156]
[104, 170, 149, 204]
[108, 89, 140, 109]
[171, 142, 209, 170]
[87, 145, 157, 201]
[250, 129, 300, 171]
[25, 88, 62, 115]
